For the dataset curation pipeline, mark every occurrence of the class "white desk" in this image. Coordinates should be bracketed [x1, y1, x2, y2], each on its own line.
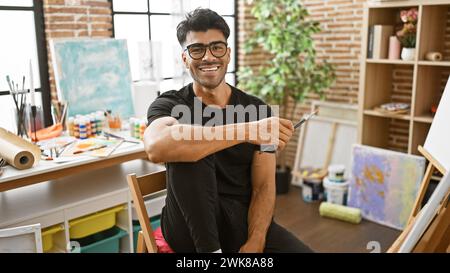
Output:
[0, 159, 165, 253]
[0, 140, 147, 192]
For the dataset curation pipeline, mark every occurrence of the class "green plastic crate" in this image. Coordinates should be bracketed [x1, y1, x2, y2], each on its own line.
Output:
[132, 216, 161, 252]
[72, 226, 127, 253]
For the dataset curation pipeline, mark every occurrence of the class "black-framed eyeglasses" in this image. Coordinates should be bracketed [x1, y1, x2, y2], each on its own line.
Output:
[184, 41, 228, 60]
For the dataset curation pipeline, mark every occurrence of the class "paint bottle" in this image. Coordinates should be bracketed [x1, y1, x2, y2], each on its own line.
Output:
[96, 111, 104, 134]
[90, 114, 97, 136]
[79, 118, 87, 139]
[67, 117, 74, 137]
[134, 119, 141, 139]
[129, 118, 135, 138]
[140, 121, 146, 140]
[86, 115, 92, 137]
[73, 118, 80, 139]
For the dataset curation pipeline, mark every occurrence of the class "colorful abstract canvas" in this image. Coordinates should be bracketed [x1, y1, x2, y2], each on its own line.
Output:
[348, 144, 426, 230]
[51, 39, 134, 118]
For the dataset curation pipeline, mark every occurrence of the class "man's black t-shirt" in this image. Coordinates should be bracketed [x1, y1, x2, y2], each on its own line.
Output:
[147, 83, 271, 204]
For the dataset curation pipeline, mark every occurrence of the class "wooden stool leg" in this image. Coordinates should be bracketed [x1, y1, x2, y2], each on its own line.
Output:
[136, 231, 148, 253]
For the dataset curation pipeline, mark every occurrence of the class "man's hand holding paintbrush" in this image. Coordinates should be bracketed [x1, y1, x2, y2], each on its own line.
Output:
[255, 109, 319, 153]
[294, 109, 319, 129]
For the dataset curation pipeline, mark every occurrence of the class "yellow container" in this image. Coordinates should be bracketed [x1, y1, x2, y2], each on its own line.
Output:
[69, 205, 125, 239]
[41, 224, 64, 252]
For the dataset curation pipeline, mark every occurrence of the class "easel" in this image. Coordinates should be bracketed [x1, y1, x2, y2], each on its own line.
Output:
[388, 145, 450, 253]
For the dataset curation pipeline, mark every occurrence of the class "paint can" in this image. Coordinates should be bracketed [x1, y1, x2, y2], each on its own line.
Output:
[302, 177, 323, 203]
[323, 177, 349, 205]
[328, 164, 346, 182]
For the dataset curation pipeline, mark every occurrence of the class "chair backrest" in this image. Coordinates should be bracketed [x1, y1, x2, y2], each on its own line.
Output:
[0, 223, 43, 253]
[127, 169, 166, 253]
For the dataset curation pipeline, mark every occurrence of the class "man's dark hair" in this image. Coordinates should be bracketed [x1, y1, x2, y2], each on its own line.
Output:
[176, 8, 230, 46]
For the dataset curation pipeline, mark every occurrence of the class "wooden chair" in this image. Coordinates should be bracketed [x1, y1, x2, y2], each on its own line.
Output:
[127, 170, 172, 253]
[0, 224, 43, 253]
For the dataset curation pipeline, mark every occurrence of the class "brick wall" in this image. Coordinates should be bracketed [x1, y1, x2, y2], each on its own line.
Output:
[43, 0, 113, 101]
[238, 0, 367, 167]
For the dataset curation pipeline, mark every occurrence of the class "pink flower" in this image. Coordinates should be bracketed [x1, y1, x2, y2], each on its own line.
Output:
[400, 10, 408, 23]
[397, 8, 418, 48]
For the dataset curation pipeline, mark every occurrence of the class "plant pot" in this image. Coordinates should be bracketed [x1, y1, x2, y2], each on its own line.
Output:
[275, 166, 291, 194]
[401, 47, 415, 61]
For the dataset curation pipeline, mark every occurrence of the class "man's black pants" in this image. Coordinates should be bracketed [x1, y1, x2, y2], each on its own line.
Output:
[160, 154, 314, 253]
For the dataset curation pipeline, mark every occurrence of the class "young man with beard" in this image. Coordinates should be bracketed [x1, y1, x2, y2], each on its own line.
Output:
[144, 8, 313, 253]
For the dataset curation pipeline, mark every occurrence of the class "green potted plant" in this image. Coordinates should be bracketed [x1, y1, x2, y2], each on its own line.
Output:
[238, 0, 335, 193]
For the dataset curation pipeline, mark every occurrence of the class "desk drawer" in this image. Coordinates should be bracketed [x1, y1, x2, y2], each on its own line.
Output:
[65, 191, 128, 220]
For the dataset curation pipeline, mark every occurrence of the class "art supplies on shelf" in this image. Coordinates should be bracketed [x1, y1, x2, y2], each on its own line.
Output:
[374, 102, 410, 115]
[60, 138, 123, 158]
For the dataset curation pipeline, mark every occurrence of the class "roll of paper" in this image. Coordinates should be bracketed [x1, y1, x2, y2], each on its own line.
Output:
[0, 127, 41, 170]
[425, 52, 443, 61]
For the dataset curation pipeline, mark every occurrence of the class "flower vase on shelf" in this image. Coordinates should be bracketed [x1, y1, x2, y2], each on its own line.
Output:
[401, 47, 415, 61]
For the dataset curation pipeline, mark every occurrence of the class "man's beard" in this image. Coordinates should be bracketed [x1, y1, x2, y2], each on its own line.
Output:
[190, 61, 227, 89]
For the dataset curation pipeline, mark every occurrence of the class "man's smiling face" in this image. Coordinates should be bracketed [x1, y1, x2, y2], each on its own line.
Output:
[182, 29, 230, 90]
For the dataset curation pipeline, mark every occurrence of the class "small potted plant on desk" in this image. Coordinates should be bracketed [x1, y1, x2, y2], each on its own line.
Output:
[238, 0, 335, 194]
[397, 7, 418, 61]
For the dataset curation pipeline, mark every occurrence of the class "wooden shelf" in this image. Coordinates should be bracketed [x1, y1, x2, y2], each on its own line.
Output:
[364, 109, 411, 121]
[418, 61, 450, 67]
[359, 1, 450, 154]
[414, 115, 434, 123]
[366, 59, 415, 65]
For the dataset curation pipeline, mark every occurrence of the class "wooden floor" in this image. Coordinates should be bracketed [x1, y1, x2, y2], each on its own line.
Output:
[274, 185, 401, 253]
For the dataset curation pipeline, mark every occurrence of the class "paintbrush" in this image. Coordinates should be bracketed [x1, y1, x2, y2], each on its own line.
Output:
[259, 109, 319, 153]
[294, 109, 319, 129]
[73, 144, 107, 155]
[103, 131, 140, 144]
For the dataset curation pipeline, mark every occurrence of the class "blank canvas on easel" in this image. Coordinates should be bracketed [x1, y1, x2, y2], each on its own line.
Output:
[424, 75, 450, 171]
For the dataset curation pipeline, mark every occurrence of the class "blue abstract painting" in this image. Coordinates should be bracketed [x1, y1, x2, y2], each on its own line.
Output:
[51, 39, 134, 118]
[348, 145, 426, 230]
